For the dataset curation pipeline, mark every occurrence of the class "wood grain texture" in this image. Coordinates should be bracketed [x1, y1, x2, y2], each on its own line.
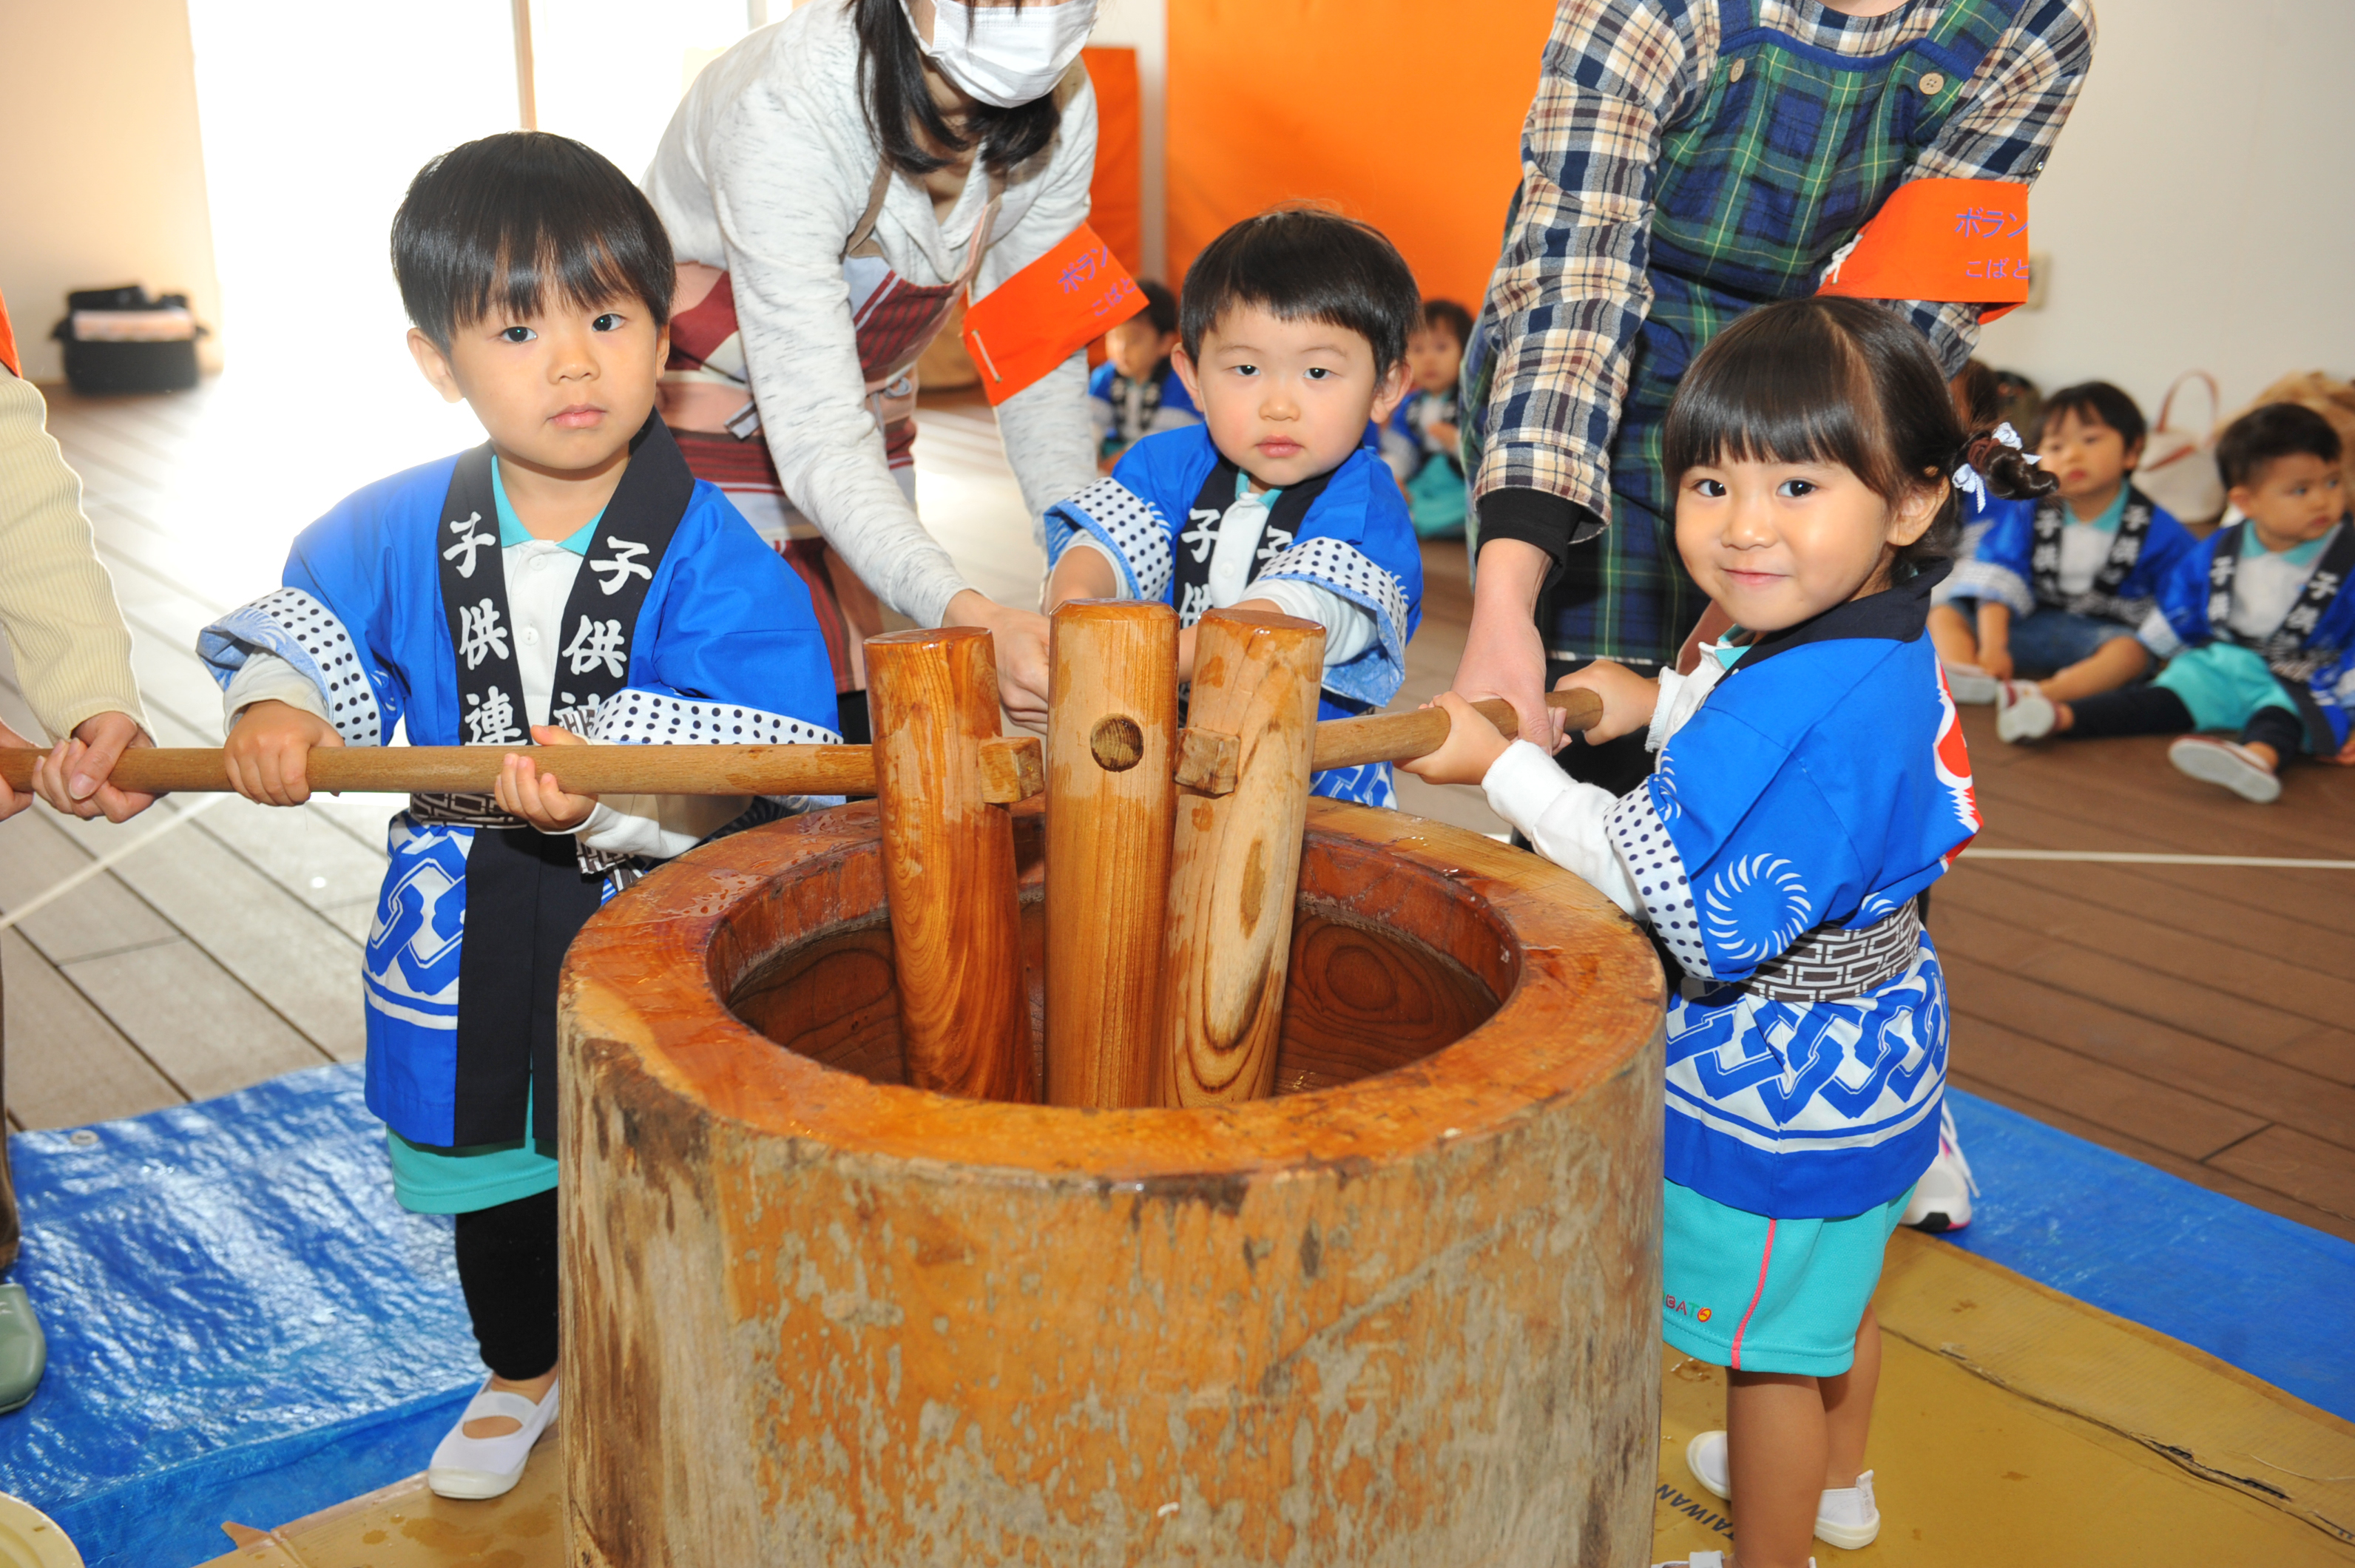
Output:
[1158, 608, 1323, 1107]
[1043, 600, 1178, 1109]
[0, 743, 880, 797]
[864, 626, 1034, 1103]
[1310, 688, 1602, 774]
[558, 796, 1666, 1564]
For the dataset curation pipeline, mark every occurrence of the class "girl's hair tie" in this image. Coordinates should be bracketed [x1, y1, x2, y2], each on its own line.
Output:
[1953, 422, 2053, 504]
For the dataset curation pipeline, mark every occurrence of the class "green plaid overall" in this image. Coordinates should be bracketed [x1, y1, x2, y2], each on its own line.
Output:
[1478, 0, 2026, 669]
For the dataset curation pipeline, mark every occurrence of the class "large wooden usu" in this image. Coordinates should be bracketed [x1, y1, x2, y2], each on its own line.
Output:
[557, 612, 1663, 1566]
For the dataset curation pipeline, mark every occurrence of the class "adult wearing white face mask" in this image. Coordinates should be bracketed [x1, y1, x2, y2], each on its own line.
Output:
[645, 0, 1104, 734]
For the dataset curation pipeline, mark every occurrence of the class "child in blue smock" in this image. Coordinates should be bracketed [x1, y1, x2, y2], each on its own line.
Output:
[2000, 402, 2354, 801]
[1408, 297, 2055, 1567]
[1381, 298, 1473, 539]
[1087, 278, 1197, 468]
[1044, 209, 1422, 807]
[200, 134, 836, 1502]
[1931, 382, 2197, 741]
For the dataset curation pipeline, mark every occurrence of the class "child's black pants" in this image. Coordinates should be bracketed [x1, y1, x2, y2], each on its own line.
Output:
[2065, 687, 2305, 757]
[453, 1187, 559, 1381]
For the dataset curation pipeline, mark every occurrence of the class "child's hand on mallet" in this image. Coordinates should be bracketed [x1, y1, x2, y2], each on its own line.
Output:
[1550, 660, 1660, 746]
[1399, 692, 1513, 788]
[495, 726, 597, 831]
[223, 700, 345, 805]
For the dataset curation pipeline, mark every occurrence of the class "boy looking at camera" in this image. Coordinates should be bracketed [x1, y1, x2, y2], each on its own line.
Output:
[1042, 209, 1424, 806]
[196, 132, 836, 1501]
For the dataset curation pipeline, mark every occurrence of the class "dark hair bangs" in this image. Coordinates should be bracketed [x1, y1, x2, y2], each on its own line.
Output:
[1664, 312, 1905, 499]
[393, 132, 675, 351]
[1178, 208, 1422, 376]
[2215, 401, 2342, 490]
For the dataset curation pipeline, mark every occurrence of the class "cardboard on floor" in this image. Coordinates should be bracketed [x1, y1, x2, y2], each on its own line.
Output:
[194, 1229, 2352, 1567]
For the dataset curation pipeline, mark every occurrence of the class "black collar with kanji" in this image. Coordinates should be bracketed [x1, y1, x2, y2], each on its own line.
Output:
[435, 413, 693, 746]
[1726, 558, 1947, 677]
[2030, 484, 2155, 619]
[1169, 456, 1337, 626]
[2205, 518, 2354, 680]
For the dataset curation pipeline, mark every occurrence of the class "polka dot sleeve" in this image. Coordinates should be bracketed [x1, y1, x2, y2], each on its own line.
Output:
[196, 587, 382, 746]
[1254, 538, 1410, 709]
[1041, 479, 1175, 603]
[1605, 785, 1714, 982]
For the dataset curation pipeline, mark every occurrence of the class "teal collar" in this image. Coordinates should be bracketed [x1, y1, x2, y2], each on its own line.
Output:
[492, 456, 602, 555]
[2242, 518, 2338, 568]
[1234, 471, 1283, 507]
[2067, 485, 2130, 534]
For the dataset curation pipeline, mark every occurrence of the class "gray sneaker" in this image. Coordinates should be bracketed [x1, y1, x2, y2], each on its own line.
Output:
[1942, 661, 1999, 705]
[2169, 737, 2282, 803]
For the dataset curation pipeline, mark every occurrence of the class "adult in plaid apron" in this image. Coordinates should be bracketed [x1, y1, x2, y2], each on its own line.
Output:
[1461, 0, 2058, 788]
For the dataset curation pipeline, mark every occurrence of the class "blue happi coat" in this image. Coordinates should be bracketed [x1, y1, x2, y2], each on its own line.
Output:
[1043, 422, 1422, 805]
[1950, 484, 2197, 626]
[2142, 518, 2355, 752]
[1602, 569, 1979, 1218]
[198, 433, 837, 1147]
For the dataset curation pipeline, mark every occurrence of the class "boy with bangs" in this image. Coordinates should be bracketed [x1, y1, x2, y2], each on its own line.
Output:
[1041, 209, 1424, 806]
[197, 132, 837, 1500]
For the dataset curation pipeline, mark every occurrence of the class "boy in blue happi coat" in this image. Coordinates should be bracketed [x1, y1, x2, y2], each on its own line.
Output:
[1930, 382, 2198, 738]
[1087, 278, 1197, 468]
[1043, 209, 1423, 806]
[1408, 298, 2055, 1565]
[2004, 402, 2355, 802]
[197, 134, 836, 1501]
[1379, 298, 1473, 540]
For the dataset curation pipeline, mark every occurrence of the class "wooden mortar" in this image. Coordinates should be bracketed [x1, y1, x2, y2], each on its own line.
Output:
[559, 799, 1665, 1566]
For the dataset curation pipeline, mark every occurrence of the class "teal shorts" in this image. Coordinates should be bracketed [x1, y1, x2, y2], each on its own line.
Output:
[2153, 641, 2298, 739]
[1660, 1180, 1913, 1376]
[384, 1086, 558, 1216]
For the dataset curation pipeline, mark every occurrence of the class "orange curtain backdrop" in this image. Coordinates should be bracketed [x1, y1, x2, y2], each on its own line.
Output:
[1166, 0, 1556, 310]
[1083, 46, 1144, 279]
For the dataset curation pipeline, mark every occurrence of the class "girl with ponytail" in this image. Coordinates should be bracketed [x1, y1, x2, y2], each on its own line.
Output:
[1405, 296, 2050, 1568]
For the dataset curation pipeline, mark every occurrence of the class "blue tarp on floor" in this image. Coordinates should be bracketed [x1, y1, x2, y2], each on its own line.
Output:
[1942, 1089, 2355, 1422]
[0, 1072, 2348, 1565]
[0, 1065, 478, 1567]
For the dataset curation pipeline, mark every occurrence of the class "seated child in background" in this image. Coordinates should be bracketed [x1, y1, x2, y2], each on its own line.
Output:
[1407, 297, 2054, 1567]
[1381, 298, 1473, 539]
[1931, 382, 2197, 740]
[2003, 402, 2354, 802]
[1044, 209, 1422, 808]
[1088, 278, 1197, 469]
[199, 133, 837, 1501]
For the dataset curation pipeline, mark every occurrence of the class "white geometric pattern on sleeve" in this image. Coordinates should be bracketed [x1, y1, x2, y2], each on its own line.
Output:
[1255, 537, 1410, 707]
[1947, 558, 2035, 617]
[200, 587, 382, 746]
[1606, 785, 1712, 981]
[587, 690, 842, 748]
[1047, 479, 1175, 602]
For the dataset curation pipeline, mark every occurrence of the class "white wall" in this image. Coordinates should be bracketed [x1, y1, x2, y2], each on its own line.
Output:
[0, 0, 223, 382]
[1088, 0, 1166, 279]
[1978, 0, 2355, 426]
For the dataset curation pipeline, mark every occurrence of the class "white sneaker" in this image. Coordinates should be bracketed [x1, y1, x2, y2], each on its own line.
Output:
[427, 1376, 560, 1500]
[1942, 661, 1999, 705]
[2169, 736, 2282, 803]
[1815, 1471, 1881, 1549]
[1904, 1102, 1979, 1232]
[1685, 1430, 1876, 1549]
[1994, 681, 2056, 743]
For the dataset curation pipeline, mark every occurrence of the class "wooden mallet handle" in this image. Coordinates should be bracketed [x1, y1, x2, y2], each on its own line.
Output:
[0, 689, 1598, 800]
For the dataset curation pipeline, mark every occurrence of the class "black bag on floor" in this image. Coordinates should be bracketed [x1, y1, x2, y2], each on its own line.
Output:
[52, 285, 206, 394]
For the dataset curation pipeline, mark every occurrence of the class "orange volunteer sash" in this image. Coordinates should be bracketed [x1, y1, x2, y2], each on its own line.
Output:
[1817, 178, 2030, 322]
[0, 288, 18, 378]
[962, 225, 1147, 406]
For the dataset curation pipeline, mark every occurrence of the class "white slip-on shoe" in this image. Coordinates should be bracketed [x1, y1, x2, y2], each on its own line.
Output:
[2169, 737, 2283, 803]
[427, 1376, 560, 1500]
[1904, 1102, 1979, 1232]
[1994, 681, 2056, 743]
[1815, 1470, 1882, 1549]
[1650, 1555, 1730, 1568]
[1942, 661, 2000, 705]
[1688, 1428, 1880, 1550]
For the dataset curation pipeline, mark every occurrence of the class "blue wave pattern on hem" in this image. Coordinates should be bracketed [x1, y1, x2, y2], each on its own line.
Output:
[0, 1064, 478, 1566]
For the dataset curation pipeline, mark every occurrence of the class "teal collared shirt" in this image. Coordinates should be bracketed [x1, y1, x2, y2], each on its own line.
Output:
[491, 456, 602, 555]
[2241, 518, 2334, 567]
[2067, 485, 2131, 534]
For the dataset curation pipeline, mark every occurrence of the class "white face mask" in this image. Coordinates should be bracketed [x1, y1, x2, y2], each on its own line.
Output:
[901, 0, 1098, 109]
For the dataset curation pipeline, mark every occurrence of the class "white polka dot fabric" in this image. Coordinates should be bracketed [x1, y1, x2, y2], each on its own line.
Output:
[1607, 786, 1713, 981]
[1044, 479, 1174, 601]
[587, 689, 841, 748]
[1256, 538, 1409, 707]
[200, 588, 382, 746]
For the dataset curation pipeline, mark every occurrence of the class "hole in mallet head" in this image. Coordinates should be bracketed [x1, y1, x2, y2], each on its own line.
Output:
[1090, 715, 1145, 771]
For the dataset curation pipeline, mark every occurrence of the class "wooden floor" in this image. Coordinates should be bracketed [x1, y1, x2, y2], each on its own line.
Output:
[3, 381, 2350, 1248]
